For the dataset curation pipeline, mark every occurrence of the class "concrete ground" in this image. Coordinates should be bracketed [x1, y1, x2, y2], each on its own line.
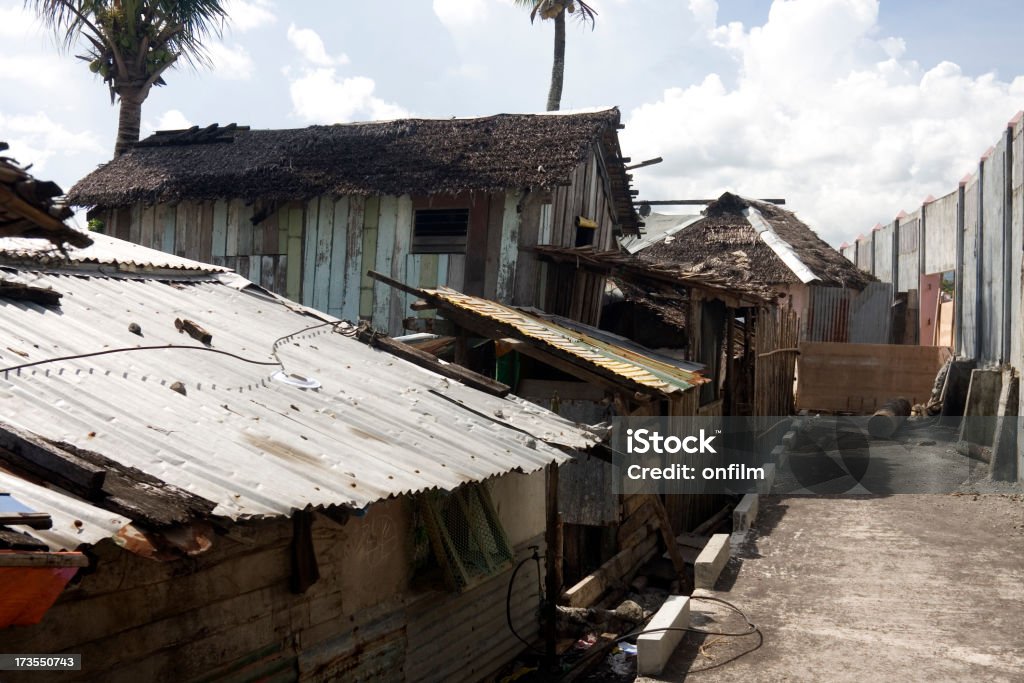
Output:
[640, 493, 1024, 682]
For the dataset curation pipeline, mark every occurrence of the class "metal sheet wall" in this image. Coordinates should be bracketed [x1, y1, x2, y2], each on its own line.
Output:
[924, 190, 958, 274]
[873, 222, 893, 283]
[981, 138, 1007, 362]
[961, 177, 980, 359]
[897, 210, 921, 294]
[849, 281, 894, 344]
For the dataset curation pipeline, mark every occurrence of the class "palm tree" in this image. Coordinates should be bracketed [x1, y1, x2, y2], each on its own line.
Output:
[29, 0, 227, 156]
[515, 0, 597, 111]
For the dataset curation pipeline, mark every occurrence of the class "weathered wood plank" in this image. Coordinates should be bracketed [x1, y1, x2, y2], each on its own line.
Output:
[158, 204, 175, 254]
[359, 197, 380, 320]
[389, 195, 413, 333]
[514, 193, 542, 306]
[326, 197, 349, 317]
[341, 196, 365, 323]
[301, 197, 321, 307]
[174, 202, 188, 256]
[261, 255, 275, 290]
[446, 254, 464, 289]
[372, 196, 398, 328]
[496, 191, 521, 304]
[234, 199, 252, 257]
[277, 254, 289, 296]
[139, 204, 155, 249]
[287, 206, 304, 302]
[129, 202, 142, 245]
[199, 201, 215, 262]
[483, 192, 505, 298]
[312, 196, 335, 312]
[212, 199, 229, 259]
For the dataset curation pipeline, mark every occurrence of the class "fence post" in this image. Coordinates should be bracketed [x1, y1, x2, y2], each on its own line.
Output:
[892, 217, 901, 294]
[1002, 125, 1014, 364]
[954, 180, 966, 355]
[975, 158, 985, 360]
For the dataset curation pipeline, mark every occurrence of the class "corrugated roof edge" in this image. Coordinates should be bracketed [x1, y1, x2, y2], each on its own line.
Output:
[0, 232, 229, 274]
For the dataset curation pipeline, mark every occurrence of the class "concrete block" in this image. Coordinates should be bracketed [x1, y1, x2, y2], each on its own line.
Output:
[758, 463, 776, 494]
[771, 444, 788, 469]
[732, 493, 759, 532]
[694, 533, 730, 590]
[781, 429, 798, 449]
[637, 595, 691, 676]
[959, 368, 1002, 447]
[991, 371, 1019, 481]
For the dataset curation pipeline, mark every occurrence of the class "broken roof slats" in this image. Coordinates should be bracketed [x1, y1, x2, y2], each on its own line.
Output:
[423, 288, 702, 394]
[0, 272, 590, 531]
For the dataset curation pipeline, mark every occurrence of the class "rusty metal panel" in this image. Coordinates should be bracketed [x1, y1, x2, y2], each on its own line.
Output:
[805, 285, 851, 342]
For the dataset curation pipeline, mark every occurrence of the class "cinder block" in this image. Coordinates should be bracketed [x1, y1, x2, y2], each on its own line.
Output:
[732, 493, 759, 532]
[771, 444, 788, 469]
[781, 429, 797, 449]
[694, 533, 730, 590]
[637, 595, 691, 675]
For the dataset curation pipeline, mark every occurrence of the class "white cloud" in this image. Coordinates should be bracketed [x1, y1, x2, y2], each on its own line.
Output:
[206, 41, 255, 79]
[624, 0, 1024, 245]
[287, 24, 349, 67]
[224, 0, 276, 32]
[0, 112, 105, 175]
[141, 109, 194, 138]
[433, 0, 491, 29]
[0, 6, 40, 37]
[289, 70, 409, 123]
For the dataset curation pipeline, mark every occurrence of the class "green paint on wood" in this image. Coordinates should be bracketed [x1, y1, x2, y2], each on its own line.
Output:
[159, 204, 175, 254]
[390, 195, 414, 333]
[301, 197, 321, 307]
[496, 191, 521, 304]
[342, 196, 365, 323]
[359, 196, 380, 320]
[312, 196, 335, 312]
[328, 197, 350, 317]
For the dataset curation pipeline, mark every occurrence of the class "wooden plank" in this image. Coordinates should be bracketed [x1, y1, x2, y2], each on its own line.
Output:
[496, 191, 521, 304]
[356, 329, 510, 397]
[159, 204, 175, 254]
[389, 196, 413, 334]
[0, 552, 89, 567]
[174, 201, 188, 256]
[286, 206, 304, 302]
[417, 253, 438, 319]
[446, 254, 464, 289]
[312, 196, 335, 312]
[301, 197, 321, 307]
[0, 421, 106, 495]
[359, 197, 380, 320]
[233, 199, 251, 257]
[372, 196, 398, 328]
[514, 194, 542, 307]
[212, 199, 229, 259]
[325, 197, 349, 316]
[262, 202, 279, 255]
[483, 193, 505, 298]
[129, 202, 142, 244]
[199, 201, 215, 262]
[139, 204, 155, 249]
[464, 194, 489, 296]
[276, 254, 289, 296]
[260, 255, 275, 291]
[340, 196, 364, 323]
[0, 512, 52, 529]
[248, 253, 261, 286]
[797, 342, 951, 413]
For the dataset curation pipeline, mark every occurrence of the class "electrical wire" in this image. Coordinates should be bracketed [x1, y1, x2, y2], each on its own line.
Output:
[614, 595, 759, 642]
[506, 550, 547, 655]
[0, 344, 281, 374]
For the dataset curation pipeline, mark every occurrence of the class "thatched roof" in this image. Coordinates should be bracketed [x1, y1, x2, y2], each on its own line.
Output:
[68, 109, 638, 231]
[638, 193, 873, 290]
[0, 143, 92, 248]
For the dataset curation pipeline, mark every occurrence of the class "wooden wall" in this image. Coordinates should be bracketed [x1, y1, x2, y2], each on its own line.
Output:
[96, 152, 620, 335]
[2, 472, 548, 683]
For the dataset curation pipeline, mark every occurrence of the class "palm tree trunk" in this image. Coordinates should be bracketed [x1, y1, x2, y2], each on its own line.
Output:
[114, 87, 146, 157]
[546, 9, 566, 111]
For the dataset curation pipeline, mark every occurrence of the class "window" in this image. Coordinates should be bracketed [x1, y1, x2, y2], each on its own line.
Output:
[413, 208, 469, 254]
[419, 484, 513, 591]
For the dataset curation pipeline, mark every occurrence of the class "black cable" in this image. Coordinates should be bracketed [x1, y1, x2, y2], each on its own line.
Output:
[506, 549, 546, 655]
[615, 595, 759, 641]
[0, 344, 280, 374]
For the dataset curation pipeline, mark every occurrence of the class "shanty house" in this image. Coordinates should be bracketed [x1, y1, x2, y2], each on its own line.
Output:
[67, 110, 639, 335]
[624, 193, 886, 344]
[0, 233, 599, 682]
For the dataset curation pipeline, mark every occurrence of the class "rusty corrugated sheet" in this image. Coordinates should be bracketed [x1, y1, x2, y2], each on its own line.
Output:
[424, 288, 703, 394]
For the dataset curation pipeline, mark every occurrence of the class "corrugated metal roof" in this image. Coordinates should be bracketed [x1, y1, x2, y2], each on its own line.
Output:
[0, 471, 132, 551]
[0, 232, 228, 273]
[0, 268, 592, 535]
[423, 288, 704, 394]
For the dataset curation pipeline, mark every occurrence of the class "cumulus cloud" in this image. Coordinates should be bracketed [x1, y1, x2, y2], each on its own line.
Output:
[287, 24, 349, 66]
[289, 70, 409, 123]
[224, 0, 276, 32]
[141, 109, 194, 138]
[206, 41, 255, 79]
[624, 0, 1024, 244]
[0, 112, 104, 174]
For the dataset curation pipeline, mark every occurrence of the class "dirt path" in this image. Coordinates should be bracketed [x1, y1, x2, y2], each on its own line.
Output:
[641, 493, 1024, 682]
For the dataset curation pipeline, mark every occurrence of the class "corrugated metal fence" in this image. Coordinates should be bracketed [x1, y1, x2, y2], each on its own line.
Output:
[840, 113, 1024, 367]
[804, 282, 892, 344]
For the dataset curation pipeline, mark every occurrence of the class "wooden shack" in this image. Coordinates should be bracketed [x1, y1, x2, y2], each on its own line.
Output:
[67, 110, 639, 334]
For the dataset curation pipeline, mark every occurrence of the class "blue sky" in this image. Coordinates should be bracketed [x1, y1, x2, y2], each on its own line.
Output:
[2, 0, 1023, 246]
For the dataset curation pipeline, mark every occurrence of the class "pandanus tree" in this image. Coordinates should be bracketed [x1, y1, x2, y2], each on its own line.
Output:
[29, 0, 227, 156]
[515, 0, 597, 111]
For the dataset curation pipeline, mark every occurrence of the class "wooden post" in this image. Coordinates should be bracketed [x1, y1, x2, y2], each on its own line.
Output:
[724, 311, 735, 415]
[544, 462, 562, 669]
